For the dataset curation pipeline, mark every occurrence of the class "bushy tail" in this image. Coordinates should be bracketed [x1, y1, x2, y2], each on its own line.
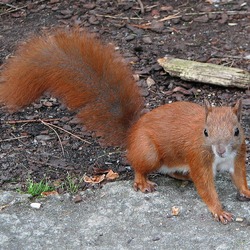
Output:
[0, 29, 144, 146]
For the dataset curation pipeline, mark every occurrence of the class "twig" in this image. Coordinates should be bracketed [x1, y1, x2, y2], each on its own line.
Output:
[10, 132, 30, 147]
[95, 10, 248, 22]
[183, 10, 249, 16]
[0, 135, 30, 143]
[95, 13, 143, 20]
[39, 119, 91, 145]
[211, 55, 250, 60]
[137, 0, 144, 14]
[133, 4, 158, 11]
[131, 13, 181, 29]
[3, 118, 91, 144]
[97, 150, 124, 159]
[3, 118, 60, 124]
[0, 2, 19, 9]
[40, 120, 65, 157]
[0, 2, 28, 16]
[0, 0, 47, 16]
[158, 12, 181, 22]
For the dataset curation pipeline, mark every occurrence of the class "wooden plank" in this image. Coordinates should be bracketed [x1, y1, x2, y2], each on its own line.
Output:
[158, 56, 250, 89]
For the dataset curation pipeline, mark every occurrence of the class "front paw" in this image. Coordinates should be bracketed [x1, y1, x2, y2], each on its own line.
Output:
[134, 180, 157, 193]
[237, 192, 250, 202]
[213, 210, 233, 224]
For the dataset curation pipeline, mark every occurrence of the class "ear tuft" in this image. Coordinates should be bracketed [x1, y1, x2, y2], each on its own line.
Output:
[233, 99, 242, 121]
[204, 99, 212, 119]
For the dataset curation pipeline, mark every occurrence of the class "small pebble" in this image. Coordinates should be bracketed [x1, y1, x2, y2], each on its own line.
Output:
[73, 195, 83, 203]
[142, 36, 152, 44]
[30, 203, 42, 209]
[171, 206, 180, 216]
[235, 217, 244, 222]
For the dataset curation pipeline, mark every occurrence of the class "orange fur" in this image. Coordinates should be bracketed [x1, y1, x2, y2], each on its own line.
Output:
[0, 29, 249, 224]
[0, 30, 143, 146]
[127, 101, 250, 224]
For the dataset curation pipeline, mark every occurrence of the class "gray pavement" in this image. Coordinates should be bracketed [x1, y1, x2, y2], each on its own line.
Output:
[0, 176, 250, 250]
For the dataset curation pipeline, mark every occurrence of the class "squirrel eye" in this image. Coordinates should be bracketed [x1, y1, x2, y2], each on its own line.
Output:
[234, 128, 239, 136]
[204, 129, 208, 137]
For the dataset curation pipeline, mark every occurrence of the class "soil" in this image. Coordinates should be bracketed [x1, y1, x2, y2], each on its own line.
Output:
[0, 0, 249, 192]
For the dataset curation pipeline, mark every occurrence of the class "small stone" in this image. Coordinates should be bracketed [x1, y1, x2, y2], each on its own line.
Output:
[142, 36, 152, 44]
[150, 20, 164, 33]
[73, 195, 83, 203]
[194, 15, 209, 23]
[146, 77, 156, 87]
[181, 16, 192, 22]
[218, 13, 228, 24]
[43, 101, 53, 107]
[140, 88, 149, 97]
[50, 0, 60, 3]
[82, 3, 96, 9]
[88, 15, 99, 25]
[63, 124, 72, 131]
[152, 236, 161, 241]
[171, 206, 180, 216]
[125, 34, 136, 41]
[235, 217, 244, 222]
[242, 99, 250, 106]
[30, 203, 41, 209]
[35, 135, 52, 141]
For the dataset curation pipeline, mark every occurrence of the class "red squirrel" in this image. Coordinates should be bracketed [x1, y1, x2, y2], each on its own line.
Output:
[0, 29, 249, 224]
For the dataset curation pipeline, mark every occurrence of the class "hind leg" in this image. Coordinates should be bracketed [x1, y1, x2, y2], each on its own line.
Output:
[127, 130, 160, 193]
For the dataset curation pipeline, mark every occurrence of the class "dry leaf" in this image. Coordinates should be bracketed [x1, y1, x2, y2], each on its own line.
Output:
[133, 74, 140, 81]
[53, 179, 62, 187]
[83, 174, 105, 184]
[172, 86, 192, 95]
[146, 77, 156, 88]
[106, 169, 119, 180]
[160, 6, 173, 11]
[171, 206, 180, 216]
[41, 190, 59, 197]
[0, 204, 9, 211]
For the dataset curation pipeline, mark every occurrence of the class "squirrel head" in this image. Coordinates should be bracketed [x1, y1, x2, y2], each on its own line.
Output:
[203, 99, 244, 158]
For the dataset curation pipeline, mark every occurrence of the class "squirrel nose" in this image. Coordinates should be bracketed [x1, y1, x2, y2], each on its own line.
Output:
[216, 144, 226, 157]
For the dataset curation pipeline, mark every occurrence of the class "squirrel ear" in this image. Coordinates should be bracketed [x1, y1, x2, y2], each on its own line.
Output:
[233, 99, 242, 121]
[204, 99, 212, 119]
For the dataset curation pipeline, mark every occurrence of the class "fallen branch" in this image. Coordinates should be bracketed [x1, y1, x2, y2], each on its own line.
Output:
[158, 56, 250, 89]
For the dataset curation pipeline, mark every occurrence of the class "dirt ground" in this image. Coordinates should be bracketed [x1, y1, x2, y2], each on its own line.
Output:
[0, 0, 249, 192]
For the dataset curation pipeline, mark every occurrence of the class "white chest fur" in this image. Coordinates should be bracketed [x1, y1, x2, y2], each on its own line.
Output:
[158, 152, 236, 177]
[212, 152, 236, 176]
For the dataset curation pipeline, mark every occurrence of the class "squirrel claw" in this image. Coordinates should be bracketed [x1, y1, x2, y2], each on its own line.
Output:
[133, 180, 157, 193]
[213, 211, 233, 224]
